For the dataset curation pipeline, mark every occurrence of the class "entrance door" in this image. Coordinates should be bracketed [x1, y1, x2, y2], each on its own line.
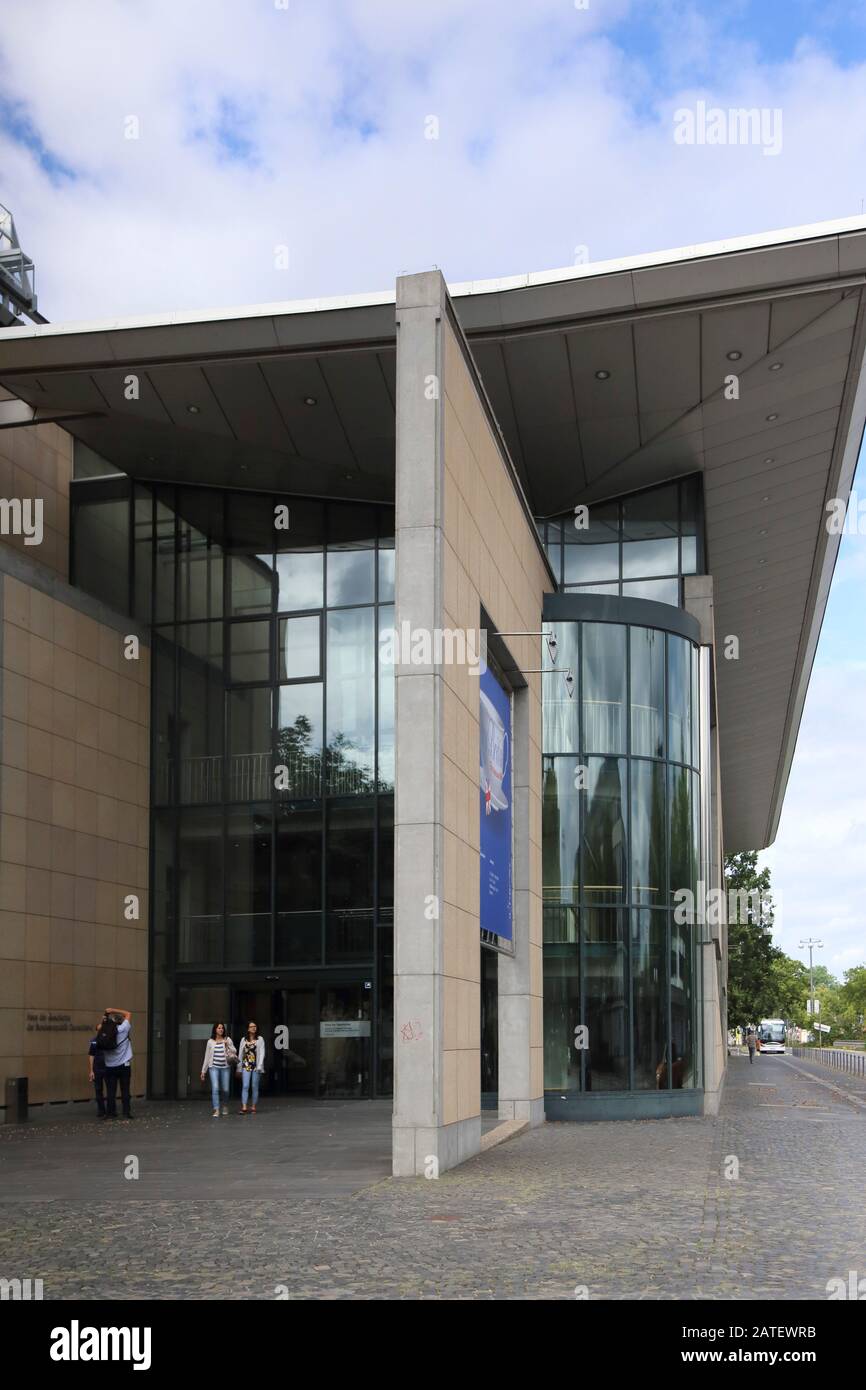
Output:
[275, 988, 317, 1095]
[319, 983, 372, 1097]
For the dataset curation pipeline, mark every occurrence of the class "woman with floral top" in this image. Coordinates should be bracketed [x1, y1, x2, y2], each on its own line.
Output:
[238, 1021, 265, 1114]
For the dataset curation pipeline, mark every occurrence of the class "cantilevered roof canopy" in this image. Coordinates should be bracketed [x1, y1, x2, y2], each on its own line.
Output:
[1, 217, 865, 852]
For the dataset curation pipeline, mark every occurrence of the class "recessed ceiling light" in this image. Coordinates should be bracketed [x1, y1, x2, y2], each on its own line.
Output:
[758, 529, 768, 536]
[764, 457, 775, 465]
[769, 362, 783, 371]
[758, 559, 766, 566]
[726, 350, 742, 361]
[187, 404, 201, 415]
[761, 495, 771, 502]
[344, 473, 353, 480]
[595, 369, 611, 380]
[304, 396, 317, 406]
[757, 585, 765, 591]
[766, 413, 779, 422]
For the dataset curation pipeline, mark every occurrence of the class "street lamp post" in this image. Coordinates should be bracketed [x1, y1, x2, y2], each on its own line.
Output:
[800, 938, 824, 1044]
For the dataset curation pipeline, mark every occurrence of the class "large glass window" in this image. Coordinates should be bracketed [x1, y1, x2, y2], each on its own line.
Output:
[327, 607, 376, 794]
[582, 757, 626, 902]
[543, 615, 702, 1096]
[630, 625, 664, 758]
[539, 475, 703, 610]
[582, 623, 626, 754]
[542, 758, 580, 904]
[70, 481, 397, 1097]
[632, 910, 668, 1089]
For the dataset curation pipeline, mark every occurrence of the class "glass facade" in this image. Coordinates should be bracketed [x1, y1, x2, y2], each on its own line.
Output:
[72, 478, 395, 1100]
[537, 475, 702, 608]
[542, 612, 702, 1100]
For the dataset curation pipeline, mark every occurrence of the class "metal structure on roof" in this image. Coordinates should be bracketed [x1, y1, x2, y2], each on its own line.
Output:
[0, 204, 46, 327]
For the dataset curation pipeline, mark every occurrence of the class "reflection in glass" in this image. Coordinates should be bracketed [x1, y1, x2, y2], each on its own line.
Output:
[177, 622, 224, 803]
[670, 919, 694, 1087]
[622, 482, 678, 540]
[623, 578, 680, 605]
[582, 909, 627, 1091]
[622, 536, 678, 578]
[275, 805, 322, 912]
[632, 910, 668, 1089]
[229, 620, 271, 683]
[669, 763, 693, 903]
[327, 608, 376, 793]
[630, 626, 664, 758]
[225, 806, 271, 966]
[72, 493, 130, 613]
[276, 684, 322, 797]
[543, 943, 581, 1090]
[582, 757, 626, 902]
[276, 550, 323, 612]
[177, 489, 223, 621]
[582, 623, 626, 753]
[630, 759, 665, 904]
[326, 802, 375, 909]
[542, 758, 580, 904]
[279, 615, 320, 681]
[177, 808, 224, 965]
[377, 606, 395, 792]
[378, 547, 395, 602]
[229, 554, 274, 617]
[564, 542, 618, 584]
[327, 549, 375, 607]
[154, 492, 176, 624]
[228, 688, 271, 801]
[542, 621, 579, 754]
[667, 634, 691, 764]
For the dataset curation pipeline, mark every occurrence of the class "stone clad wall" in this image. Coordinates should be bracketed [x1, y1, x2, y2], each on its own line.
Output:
[393, 270, 550, 1175]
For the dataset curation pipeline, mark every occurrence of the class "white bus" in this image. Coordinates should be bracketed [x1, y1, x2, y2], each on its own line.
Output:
[758, 1018, 787, 1054]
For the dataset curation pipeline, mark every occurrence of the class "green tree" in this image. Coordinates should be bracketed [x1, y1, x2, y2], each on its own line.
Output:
[724, 851, 778, 1025]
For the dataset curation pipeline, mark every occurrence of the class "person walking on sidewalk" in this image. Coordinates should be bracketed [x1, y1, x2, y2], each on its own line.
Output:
[745, 1026, 757, 1065]
[101, 1008, 134, 1119]
[238, 1021, 265, 1114]
[201, 1022, 237, 1117]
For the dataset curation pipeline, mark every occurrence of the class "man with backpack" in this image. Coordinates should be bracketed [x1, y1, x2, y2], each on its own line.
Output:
[97, 1008, 134, 1119]
[88, 1013, 110, 1116]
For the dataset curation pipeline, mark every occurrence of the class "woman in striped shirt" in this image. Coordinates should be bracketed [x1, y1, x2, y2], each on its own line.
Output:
[200, 1022, 237, 1117]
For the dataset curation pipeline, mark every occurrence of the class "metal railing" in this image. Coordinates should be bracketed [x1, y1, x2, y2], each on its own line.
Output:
[156, 748, 378, 803]
[793, 1046, 866, 1079]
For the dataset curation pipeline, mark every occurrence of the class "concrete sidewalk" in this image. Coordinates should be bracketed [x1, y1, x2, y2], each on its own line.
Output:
[1, 1058, 863, 1299]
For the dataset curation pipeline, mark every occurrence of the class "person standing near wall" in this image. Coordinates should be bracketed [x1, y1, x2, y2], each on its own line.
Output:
[101, 1007, 134, 1119]
[745, 1026, 757, 1065]
[88, 1013, 109, 1117]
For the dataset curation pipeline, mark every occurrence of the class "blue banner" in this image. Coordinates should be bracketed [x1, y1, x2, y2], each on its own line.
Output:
[479, 665, 513, 941]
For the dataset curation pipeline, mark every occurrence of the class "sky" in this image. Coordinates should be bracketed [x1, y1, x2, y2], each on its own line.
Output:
[1, 0, 864, 977]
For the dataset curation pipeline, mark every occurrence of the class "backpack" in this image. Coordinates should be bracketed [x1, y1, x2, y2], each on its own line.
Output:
[96, 1017, 119, 1051]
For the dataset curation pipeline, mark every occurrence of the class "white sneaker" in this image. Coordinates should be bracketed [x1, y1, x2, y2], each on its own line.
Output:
[221, 1106, 228, 1116]
[212, 1108, 219, 1118]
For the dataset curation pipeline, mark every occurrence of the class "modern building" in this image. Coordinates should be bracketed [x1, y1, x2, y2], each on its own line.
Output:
[0, 218, 863, 1173]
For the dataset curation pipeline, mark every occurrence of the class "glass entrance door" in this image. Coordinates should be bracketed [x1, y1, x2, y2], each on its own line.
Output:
[319, 984, 372, 1097]
[276, 988, 317, 1095]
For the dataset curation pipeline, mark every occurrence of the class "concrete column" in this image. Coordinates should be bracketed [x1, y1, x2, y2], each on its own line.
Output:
[684, 574, 727, 1114]
[497, 682, 544, 1126]
[392, 270, 478, 1175]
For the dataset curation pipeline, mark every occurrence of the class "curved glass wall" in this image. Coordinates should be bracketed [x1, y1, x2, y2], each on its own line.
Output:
[542, 611, 702, 1099]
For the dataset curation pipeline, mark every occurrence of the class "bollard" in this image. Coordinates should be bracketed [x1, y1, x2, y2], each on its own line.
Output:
[4, 1076, 28, 1123]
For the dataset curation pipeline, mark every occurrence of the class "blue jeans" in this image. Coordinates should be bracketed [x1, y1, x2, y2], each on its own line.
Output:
[241, 1070, 260, 1106]
[208, 1066, 231, 1109]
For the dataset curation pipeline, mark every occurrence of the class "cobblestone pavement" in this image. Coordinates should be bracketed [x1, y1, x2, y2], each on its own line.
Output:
[1, 1053, 863, 1299]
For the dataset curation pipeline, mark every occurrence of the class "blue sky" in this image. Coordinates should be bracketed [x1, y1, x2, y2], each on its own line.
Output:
[0, 0, 864, 976]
